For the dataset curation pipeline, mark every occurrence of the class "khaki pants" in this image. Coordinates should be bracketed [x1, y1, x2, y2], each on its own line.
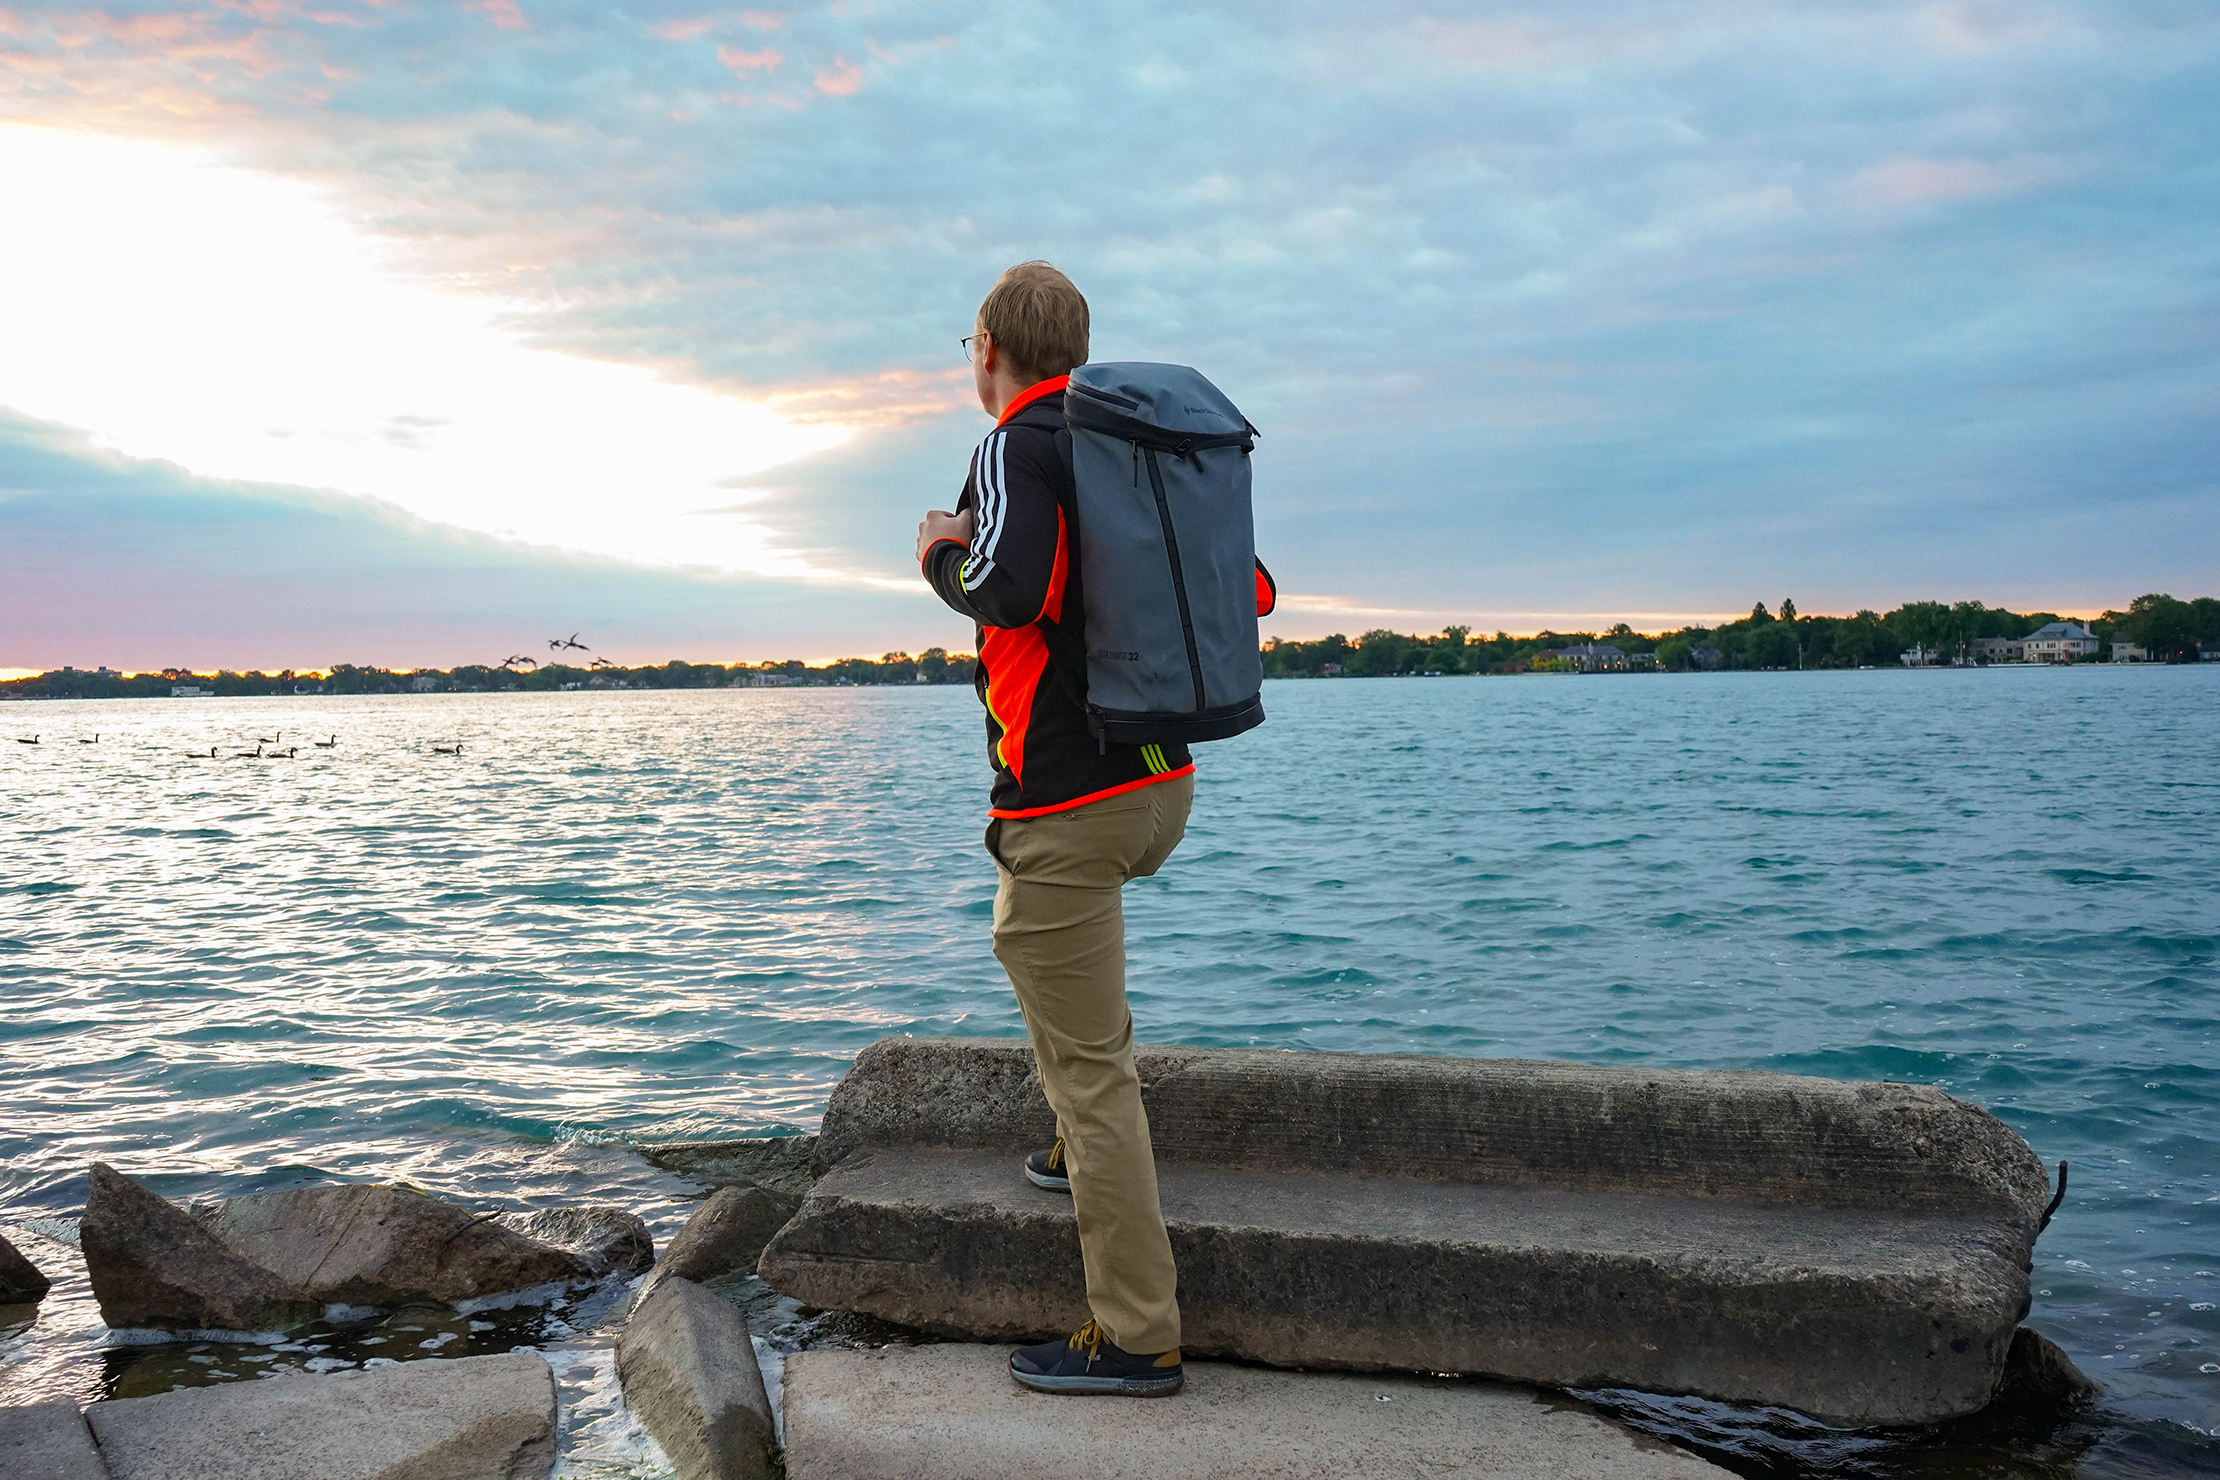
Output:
[985, 773, 1192, 1355]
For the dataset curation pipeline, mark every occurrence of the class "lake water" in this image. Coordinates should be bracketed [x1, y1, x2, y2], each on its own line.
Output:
[3, 670, 2216, 1476]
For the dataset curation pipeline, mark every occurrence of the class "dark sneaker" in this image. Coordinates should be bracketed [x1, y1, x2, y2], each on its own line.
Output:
[1023, 1137, 1071, 1193]
[1010, 1319, 1183, 1396]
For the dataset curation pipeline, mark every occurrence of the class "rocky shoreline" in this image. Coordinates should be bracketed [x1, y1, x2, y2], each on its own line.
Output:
[2, 1042, 2109, 1479]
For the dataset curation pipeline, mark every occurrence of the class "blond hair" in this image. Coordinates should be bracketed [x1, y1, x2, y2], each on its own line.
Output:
[977, 261, 1089, 383]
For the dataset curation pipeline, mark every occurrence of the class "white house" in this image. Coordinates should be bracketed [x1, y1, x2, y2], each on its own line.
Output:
[2021, 622, 2099, 663]
[2111, 640, 2149, 664]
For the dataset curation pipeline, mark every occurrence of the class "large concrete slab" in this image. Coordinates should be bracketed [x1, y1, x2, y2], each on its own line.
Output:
[782, 1344, 1732, 1480]
[759, 1038, 2050, 1427]
[0, 1400, 109, 1480]
[85, 1351, 557, 1480]
[616, 1277, 776, 1480]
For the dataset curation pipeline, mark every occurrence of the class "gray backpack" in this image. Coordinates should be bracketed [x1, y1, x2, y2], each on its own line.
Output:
[1064, 363, 1273, 746]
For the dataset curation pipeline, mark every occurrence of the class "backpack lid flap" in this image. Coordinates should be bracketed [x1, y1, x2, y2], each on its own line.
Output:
[1066, 363, 1255, 445]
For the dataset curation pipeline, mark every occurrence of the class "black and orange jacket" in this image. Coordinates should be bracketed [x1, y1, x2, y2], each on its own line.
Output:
[922, 376, 1196, 818]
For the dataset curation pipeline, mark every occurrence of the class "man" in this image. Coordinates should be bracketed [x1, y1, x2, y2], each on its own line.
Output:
[915, 261, 1190, 1398]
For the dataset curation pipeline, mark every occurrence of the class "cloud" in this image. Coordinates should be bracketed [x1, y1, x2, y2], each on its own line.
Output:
[0, 0, 2213, 646]
[0, 409, 959, 670]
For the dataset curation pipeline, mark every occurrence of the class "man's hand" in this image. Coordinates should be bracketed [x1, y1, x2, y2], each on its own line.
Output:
[916, 507, 975, 566]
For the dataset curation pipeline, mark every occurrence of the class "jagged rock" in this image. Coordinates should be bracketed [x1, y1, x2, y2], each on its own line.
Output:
[0, 1399, 107, 1480]
[196, 1183, 593, 1307]
[81, 1163, 318, 1333]
[86, 1350, 557, 1480]
[1990, 1327, 2101, 1416]
[640, 1136, 817, 1203]
[515, 1206, 655, 1277]
[0, 1231, 51, 1304]
[640, 1187, 793, 1302]
[761, 1038, 2053, 1429]
[618, 1277, 777, 1480]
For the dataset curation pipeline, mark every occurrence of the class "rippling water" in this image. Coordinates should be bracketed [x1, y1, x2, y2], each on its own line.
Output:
[3, 671, 2216, 1474]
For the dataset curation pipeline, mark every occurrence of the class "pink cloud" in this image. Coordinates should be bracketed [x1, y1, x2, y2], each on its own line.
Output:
[649, 15, 716, 41]
[739, 10, 783, 29]
[717, 43, 779, 75]
[1853, 156, 2013, 206]
[460, 0, 527, 32]
[812, 54, 860, 96]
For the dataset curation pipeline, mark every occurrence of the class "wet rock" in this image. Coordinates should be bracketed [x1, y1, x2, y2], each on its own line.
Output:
[81, 1163, 318, 1334]
[782, 1345, 1732, 1480]
[761, 1037, 2052, 1429]
[0, 1399, 108, 1480]
[196, 1183, 593, 1307]
[642, 1187, 793, 1300]
[640, 1135, 817, 1202]
[514, 1206, 655, 1277]
[617, 1276, 777, 1480]
[86, 1350, 557, 1480]
[1989, 1326, 2101, 1417]
[0, 1230, 50, 1304]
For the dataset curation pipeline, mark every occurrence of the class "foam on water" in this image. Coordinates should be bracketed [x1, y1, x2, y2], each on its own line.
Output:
[2, 671, 2216, 1472]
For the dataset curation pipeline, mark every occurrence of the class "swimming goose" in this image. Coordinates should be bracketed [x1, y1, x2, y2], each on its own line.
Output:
[431, 741, 463, 755]
[14, 736, 35, 745]
[313, 735, 338, 748]
[187, 746, 218, 757]
[234, 744, 263, 759]
[78, 734, 98, 744]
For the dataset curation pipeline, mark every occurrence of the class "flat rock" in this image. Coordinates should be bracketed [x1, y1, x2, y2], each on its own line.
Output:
[760, 1038, 2050, 1428]
[81, 1163, 317, 1334]
[196, 1184, 593, 1307]
[617, 1277, 776, 1480]
[639, 1137, 816, 1203]
[782, 1344, 1731, 1480]
[0, 1399, 109, 1480]
[515, 1206, 654, 1277]
[644, 1188, 792, 1299]
[85, 1350, 558, 1480]
[0, 1231, 51, 1304]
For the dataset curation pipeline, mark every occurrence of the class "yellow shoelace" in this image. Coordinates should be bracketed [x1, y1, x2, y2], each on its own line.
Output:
[1068, 1319, 1105, 1361]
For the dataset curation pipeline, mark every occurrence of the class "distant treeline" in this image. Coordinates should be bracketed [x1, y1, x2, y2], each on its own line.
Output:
[9, 594, 2218, 700]
[1, 650, 978, 700]
[1263, 593, 2220, 676]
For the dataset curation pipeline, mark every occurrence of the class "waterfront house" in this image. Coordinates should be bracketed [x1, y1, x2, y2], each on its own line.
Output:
[169, 684, 210, 697]
[1540, 643, 1628, 673]
[2111, 640, 2149, 664]
[2022, 621, 2099, 662]
[1967, 637, 2024, 663]
[409, 674, 441, 692]
[2203, 641, 2220, 663]
[1691, 646, 1723, 671]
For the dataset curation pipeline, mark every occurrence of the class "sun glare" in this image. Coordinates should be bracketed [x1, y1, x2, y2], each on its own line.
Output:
[0, 126, 849, 573]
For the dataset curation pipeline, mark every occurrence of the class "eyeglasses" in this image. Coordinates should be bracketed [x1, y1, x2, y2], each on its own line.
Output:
[961, 332, 986, 364]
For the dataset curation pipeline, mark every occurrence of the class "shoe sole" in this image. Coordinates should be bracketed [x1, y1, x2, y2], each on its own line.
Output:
[1010, 1365, 1184, 1397]
[1022, 1161, 1072, 1193]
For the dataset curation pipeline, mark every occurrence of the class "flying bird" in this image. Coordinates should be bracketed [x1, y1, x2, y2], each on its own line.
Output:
[498, 654, 538, 671]
[588, 656, 614, 670]
[549, 633, 590, 652]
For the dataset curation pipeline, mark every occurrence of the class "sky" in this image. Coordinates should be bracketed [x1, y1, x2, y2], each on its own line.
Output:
[1, 0, 2216, 671]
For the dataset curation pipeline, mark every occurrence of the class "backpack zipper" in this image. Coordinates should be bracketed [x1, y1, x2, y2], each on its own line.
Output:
[1143, 447, 1208, 713]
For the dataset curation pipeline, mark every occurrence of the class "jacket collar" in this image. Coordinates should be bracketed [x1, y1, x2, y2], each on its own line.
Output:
[996, 374, 1069, 426]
